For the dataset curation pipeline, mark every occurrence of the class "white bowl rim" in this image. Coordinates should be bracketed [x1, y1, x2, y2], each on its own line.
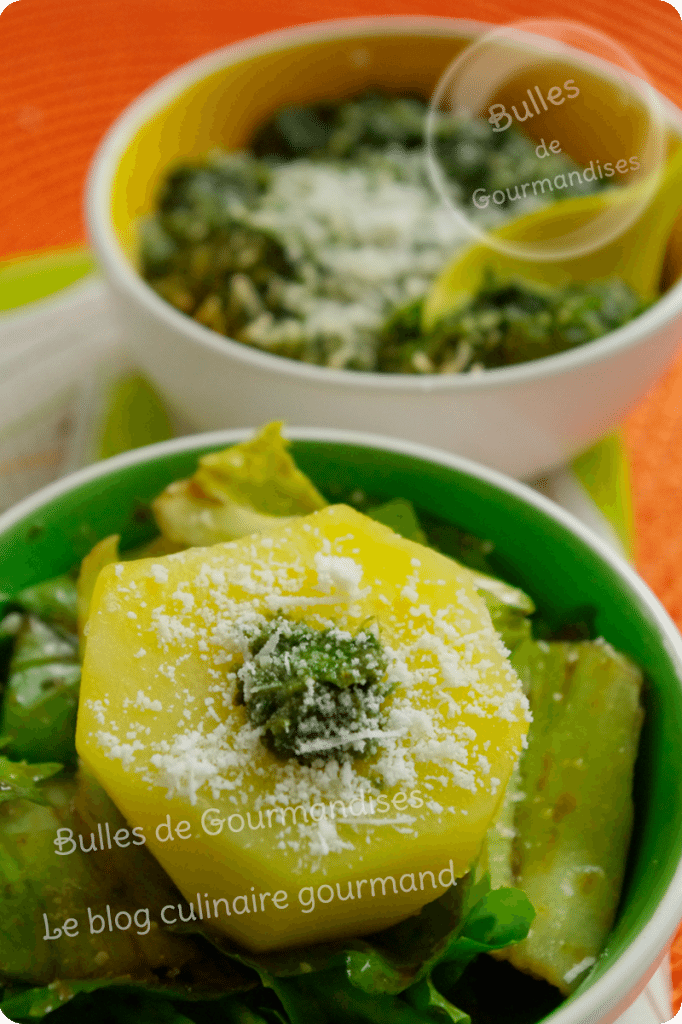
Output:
[2, 424, 682, 1024]
[85, 14, 682, 395]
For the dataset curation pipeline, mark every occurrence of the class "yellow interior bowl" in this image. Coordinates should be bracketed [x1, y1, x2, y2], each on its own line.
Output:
[107, 22, 682, 282]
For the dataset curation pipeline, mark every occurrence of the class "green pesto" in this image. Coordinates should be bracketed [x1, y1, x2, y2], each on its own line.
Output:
[139, 91, 615, 373]
[377, 271, 650, 373]
[237, 616, 391, 765]
[251, 92, 602, 202]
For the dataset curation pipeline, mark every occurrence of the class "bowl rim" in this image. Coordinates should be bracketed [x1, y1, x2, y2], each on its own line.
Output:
[85, 14, 682, 394]
[2, 424, 682, 1024]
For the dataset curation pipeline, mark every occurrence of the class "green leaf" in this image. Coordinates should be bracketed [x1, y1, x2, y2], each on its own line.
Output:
[195, 422, 327, 517]
[365, 499, 428, 545]
[197, 872, 533, 1001]
[0, 772, 254, 1012]
[196, 874, 532, 1009]
[152, 423, 327, 548]
[191, 882, 470, 997]
[445, 887, 536, 959]
[0, 616, 80, 764]
[0, 979, 126, 1020]
[404, 977, 470, 1023]
[0, 756, 62, 805]
[12, 576, 79, 633]
[1, 986, 226, 1023]
[9, 616, 77, 669]
[266, 968, 439, 1024]
[422, 876, 534, 993]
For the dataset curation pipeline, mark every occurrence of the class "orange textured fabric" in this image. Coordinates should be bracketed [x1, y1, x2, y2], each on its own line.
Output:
[1, 0, 682, 1013]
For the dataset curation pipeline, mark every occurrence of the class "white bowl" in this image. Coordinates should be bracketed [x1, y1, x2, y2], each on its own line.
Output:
[85, 16, 682, 479]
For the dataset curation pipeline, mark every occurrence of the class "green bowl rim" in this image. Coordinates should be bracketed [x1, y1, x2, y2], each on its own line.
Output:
[1, 425, 681, 1024]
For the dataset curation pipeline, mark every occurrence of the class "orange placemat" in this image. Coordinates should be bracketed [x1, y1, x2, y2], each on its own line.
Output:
[2, 0, 682, 1011]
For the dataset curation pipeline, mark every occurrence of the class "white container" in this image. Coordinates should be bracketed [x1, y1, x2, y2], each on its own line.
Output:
[85, 17, 682, 480]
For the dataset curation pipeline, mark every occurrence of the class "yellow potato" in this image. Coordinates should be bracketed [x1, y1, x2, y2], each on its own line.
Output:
[76, 505, 529, 952]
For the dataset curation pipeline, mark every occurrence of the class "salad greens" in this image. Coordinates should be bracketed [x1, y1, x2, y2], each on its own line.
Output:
[0, 425, 643, 1024]
[0, 766, 254, 1009]
[9, 576, 78, 633]
[0, 578, 81, 765]
[0, 757, 62, 805]
[152, 421, 327, 548]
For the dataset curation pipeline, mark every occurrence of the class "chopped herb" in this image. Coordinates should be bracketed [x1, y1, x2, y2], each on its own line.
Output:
[237, 616, 391, 765]
[377, 271, 650, 372]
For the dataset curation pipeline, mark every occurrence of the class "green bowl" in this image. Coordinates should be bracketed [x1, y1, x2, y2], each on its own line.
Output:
[1, 427, 681, 1024]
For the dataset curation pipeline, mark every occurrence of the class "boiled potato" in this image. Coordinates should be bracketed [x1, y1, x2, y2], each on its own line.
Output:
[76, 505, 529, 952]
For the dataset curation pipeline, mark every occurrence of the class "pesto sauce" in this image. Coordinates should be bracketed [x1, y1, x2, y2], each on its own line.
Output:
[237, 616, 391, 765]
[140, 92, 612, 372]
[377, 271, 650, 373]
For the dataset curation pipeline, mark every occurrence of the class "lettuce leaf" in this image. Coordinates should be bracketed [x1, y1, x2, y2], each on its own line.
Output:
[1, 980, 145, 1021]
[164, 880, 465, 995]
[11, 576, 79, 634]
[265, 968, 455, 1024]
[1, 987, 248, 1023]
[152, 423, 327, 547]
[0, 615, 80, 765]
[2, 987, 289, 1024]
[404, 978, 470, 1023]
[0, 770, 255, 1014]
[364, 499, 428, 546]
[254, 877, 531, 1024]
[167, 871, 532, 1003]
[0, 757, 63, 805]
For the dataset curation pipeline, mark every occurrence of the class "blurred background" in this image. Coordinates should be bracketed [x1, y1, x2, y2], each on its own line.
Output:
[1, 0, 682, 1009]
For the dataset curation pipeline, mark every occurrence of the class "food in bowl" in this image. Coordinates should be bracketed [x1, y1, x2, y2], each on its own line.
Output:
[378, 270, 649, 372]
[86, 21, 682, 478]
[0, 424, 647, 1024]
[77, 500, 530, 953]
[139, 92, 647, 373]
